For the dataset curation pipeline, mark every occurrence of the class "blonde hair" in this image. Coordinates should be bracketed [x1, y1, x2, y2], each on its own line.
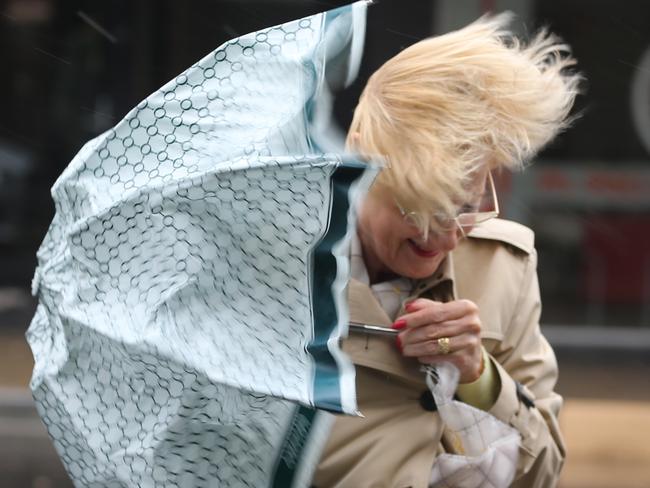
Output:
[348, 12, 581, 231]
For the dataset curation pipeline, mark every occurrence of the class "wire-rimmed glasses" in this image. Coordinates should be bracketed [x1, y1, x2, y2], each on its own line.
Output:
[397, 171, 500, 236]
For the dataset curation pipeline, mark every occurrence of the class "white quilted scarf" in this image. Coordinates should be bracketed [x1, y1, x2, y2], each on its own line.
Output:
[425, 363, 520, 488]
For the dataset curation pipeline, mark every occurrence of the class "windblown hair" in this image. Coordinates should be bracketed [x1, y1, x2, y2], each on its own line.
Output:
[348, 12, 581, 231]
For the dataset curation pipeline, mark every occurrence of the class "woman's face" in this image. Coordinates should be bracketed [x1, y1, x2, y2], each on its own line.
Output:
[357, 167, 489, 283]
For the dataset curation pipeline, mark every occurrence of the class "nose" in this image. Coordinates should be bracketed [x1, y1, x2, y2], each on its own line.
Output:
[431, 226, 462, 253]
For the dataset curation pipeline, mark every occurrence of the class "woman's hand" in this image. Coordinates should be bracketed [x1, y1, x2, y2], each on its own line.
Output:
[393, 298, 484, 384]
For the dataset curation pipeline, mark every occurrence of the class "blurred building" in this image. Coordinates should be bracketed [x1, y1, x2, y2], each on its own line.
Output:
[2, 0, 650, 327]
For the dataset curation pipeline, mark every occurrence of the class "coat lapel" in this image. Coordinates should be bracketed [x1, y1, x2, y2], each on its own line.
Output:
[343, 278, 425, 385]
[347, 278, 392, 327]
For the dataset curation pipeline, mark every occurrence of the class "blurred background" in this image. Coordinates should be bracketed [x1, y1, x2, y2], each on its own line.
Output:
[1, 0, 649, 487]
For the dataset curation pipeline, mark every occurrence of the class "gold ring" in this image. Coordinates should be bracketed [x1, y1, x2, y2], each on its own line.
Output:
[437, 337, 451, 355]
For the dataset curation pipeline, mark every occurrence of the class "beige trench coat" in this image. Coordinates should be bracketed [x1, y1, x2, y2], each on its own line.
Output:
[312, 219, 565, 488]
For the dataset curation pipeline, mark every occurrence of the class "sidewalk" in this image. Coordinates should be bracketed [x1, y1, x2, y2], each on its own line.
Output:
[560, 399, 650, 488]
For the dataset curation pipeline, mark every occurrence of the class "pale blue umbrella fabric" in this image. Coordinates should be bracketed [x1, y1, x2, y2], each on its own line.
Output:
[27, 2, 375, 486]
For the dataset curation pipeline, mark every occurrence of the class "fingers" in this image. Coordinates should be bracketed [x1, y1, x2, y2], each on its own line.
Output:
[395, 299, 481, 346]
[393, 298, 484, 383]
[400, 332, 480, 358]
[401, 315, 481, 344]
[394, 299, 479, 330]
[415, 347, 485, 383]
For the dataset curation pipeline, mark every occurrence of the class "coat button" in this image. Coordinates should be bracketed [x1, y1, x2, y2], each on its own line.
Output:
[419, 390, 438, 412]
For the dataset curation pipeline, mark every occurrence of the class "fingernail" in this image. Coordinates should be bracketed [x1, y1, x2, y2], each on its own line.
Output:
[404, 301, 416, 312]
[392, 319, 407, 330]
[395, 335, 403, 352]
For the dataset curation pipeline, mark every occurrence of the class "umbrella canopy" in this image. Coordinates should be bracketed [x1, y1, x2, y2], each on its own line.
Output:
[27, 2, 375, 486]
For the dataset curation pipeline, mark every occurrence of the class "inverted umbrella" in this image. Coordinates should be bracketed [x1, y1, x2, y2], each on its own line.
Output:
[27, 2, 375, 486]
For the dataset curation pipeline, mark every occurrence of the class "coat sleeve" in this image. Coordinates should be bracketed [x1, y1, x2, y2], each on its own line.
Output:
[485, 247, 566, 488]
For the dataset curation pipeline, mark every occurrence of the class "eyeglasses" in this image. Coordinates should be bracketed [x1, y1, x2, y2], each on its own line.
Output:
[397, 171, 499, 236]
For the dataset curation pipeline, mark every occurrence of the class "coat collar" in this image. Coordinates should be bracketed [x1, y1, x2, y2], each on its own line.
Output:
[411, 251, 458, 303]
[345, 249, 460, 385]
[348, 277, 392, 327]
[347, 252, 458, 328]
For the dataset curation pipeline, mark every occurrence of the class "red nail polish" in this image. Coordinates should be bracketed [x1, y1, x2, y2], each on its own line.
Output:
[392, 319, 407, 330]
[404, 301, 416, 312]
[395, 335, 403, 352]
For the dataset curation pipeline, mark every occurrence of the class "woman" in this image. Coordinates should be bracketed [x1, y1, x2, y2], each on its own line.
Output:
[313, 13, 580, 488]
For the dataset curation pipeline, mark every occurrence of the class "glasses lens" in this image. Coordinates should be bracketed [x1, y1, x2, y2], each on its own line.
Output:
[396, 172, 499, 232]
[479, 177, 496, 212]
[456, 213, 478, 228]
[456, 173, 499, 229]
[433, 214, 458, 231]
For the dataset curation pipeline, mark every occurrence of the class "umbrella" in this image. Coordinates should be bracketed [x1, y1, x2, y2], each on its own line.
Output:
[27, 2, 375, 486]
